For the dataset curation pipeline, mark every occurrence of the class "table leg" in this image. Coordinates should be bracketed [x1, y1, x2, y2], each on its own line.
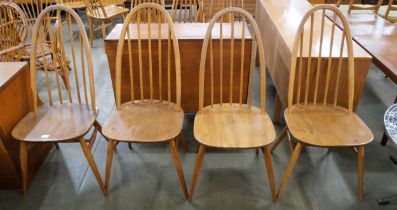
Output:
[380, 132, 389, 146]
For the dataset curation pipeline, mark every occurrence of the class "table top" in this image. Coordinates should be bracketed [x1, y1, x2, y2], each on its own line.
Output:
[258, 0, 371, 58]
[105, 23, 252, 41]
[328, 13, 397, 84]
[0, 62, 28, 91]
[385, 104, 397, 144]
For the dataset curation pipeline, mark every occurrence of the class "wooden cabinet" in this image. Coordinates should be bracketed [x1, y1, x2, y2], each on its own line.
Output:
[0, 62, 52, 189]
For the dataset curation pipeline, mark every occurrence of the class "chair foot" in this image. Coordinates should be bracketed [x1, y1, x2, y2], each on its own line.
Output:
[188, 144, 206, 202]
[358, 146, 364, 199]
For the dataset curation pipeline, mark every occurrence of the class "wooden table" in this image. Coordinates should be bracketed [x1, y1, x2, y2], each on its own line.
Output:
[327, 13, 397, 102]
[256, 0, 373, 122]
[0, 62, 52, 189]
[105, 23, 252, 112]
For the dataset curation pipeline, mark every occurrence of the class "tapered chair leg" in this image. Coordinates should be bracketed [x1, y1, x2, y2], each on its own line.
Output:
[79, 137, 107, 195]
[20, 142, 28, 195]
[178, 132, 187, 152]
[276, 142, 302, 201]
[358, 145, 365, 199]
[105, 139, 115, 191]
[88, 126, 98, 151]
[263, 145, 277, 202]
[188, 144, 206, 202]
[271, 126, 288, 153]
[128, 142, 132, 150]
[169, 139, 188, 199]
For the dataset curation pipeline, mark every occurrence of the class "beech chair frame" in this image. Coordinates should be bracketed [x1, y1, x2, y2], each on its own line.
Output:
[11, 5, 106, 195]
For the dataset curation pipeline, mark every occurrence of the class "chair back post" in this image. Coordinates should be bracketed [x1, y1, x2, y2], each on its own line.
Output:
[115, 3, 181, 108]
[0, 1, 28, 61]
[199, 7, 266, 112]
[288, 5, 354, 114]
[30, 5, 96, 111]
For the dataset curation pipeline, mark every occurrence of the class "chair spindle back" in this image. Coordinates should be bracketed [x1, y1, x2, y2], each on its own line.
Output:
[171, 0, 202, 23]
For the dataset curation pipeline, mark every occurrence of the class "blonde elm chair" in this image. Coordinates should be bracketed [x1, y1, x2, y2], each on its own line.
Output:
[273, 5, 373, 201]
[188, 7, 277, 202]
[102, 3, 188, 197]
[11, 5, 106, 195]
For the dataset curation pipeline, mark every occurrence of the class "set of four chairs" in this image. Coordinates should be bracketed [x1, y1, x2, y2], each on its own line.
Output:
[2, 1, 373, 203]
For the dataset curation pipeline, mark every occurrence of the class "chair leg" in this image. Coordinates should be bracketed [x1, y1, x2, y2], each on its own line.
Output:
[178, 132, 187, 152]
[128, 142, 132, 150]
[54, 143, 60, 149]
[263, 146, 276, 202]
[276, 142, 302, 201]
[273, 93, 282, 123]
[105, 139, 115, 191]
[88, 17, 93, 47]
[188, 144, 206, 202]
[101, 21, 107, 40]
[20, 142, 28, 195]
[380, 132, 389, 146]
[88, 126, 98, 151]
[271, 126, 288, 153]
[79, 137, 107, 195]
[169, 139, 188, 199]
[358, 145, 365, 199]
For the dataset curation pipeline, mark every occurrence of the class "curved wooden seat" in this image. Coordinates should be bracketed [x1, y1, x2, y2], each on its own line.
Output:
[87, 4, 129, 19]
[194, 104, 275, 148]
[102, 101, 183, 142]
[12, 104, 97, 142]
[284, 105, 373, 147]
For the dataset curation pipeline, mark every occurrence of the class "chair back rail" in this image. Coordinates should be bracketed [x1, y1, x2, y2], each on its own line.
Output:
[198, 7, 266, 112]
[0, 1, 28, 61]
[288, 5, 354, 113]
[30, 5, 96, 111]
[115, 3, 181, 108]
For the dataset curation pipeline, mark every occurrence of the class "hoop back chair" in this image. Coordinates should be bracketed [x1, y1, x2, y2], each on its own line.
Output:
[0, 2, 28, 61]
[274, 5, 373, 201]
[171, 0, 202, 23]
[189, 7, 276, 202]
[11, 5, 106, 195]
[102, 3, 188, 197]
[84, 0, 129, 45]
[384, 0, 397, 23]
[337, 0, 383, 14]
[129, 0, 165, 23]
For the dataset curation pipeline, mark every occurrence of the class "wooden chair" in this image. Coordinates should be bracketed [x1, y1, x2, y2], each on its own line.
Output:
[59, 0, 87, 10]
[171, 0, 202, 23]
[83, 0, 129, 45]
[337, 0, 384, 14]
[0, 1, 28, 61]
[200, 0, 244, 22]
[102, 3, 188, 197]
[11, 5, 106, 195]
[384, 0, 397, 23]
[273, 5, 373, 201]
[188, 7, 277, 202]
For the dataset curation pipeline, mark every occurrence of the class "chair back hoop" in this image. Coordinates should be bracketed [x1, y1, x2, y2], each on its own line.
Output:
[115, 3, 181, 108]
[198, 7, 266, 112]
[19, 0, 54, 34]
[30, 5, 96, 111]
[288, 4, 354, 113]
[171, 0, 202, 23]
[0, 1, 28, 61]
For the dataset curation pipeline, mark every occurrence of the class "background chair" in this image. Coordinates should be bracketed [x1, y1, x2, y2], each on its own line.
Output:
[384, 0, 397, 22]
[188, 7, 276, 202]
[337, 0, 384, 14]
[171, 0, 202, 23]
[274, 5, 373, 201]
[102, 3, 188, 197]
[200, 0, 244, 22]
[11, 5, 106, 195]
[0, 1, 28, 61]
[83, 0, 129, 45]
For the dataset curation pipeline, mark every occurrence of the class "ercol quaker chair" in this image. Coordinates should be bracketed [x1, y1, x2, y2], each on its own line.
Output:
[171, 0, 202, 23]
[273, 5, 373, 201]
[188, 7, 276, 202]
[11, 5, 106, 195]
[384, 0, 397, 23]
[337, 0, 384, 14]
[0, 1, 28, 61]
[102, 3, 188, 197]
[84, 0, 129, 45]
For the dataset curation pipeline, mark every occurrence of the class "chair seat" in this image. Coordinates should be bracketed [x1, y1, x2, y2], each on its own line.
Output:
[194, 104, 276, 148]
[87, 5, 129, 19]
[12, 103, 97, 142]
[284, 105, 374, 147]
[102, 101, 184, 142]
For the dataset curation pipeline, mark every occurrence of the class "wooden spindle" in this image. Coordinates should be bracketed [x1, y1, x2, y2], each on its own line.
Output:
[313, 9, 325, 104]
[323, 12, 337, 105]
[239, 16, 245, 105]
[304, 13, 314, 105]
